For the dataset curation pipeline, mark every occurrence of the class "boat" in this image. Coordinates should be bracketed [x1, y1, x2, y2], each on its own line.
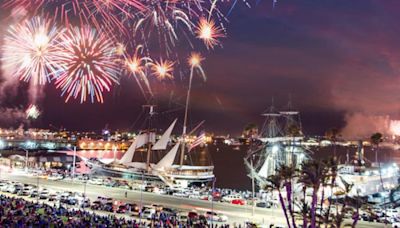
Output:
[244, 102, 312, 188]
[336, 140, 399, 196]
[86, 116, 214, 188]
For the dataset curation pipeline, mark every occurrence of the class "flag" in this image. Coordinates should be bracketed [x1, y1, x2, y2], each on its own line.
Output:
[188, 130, 206, 152]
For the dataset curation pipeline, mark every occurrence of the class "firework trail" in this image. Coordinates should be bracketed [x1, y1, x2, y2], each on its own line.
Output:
[1, 16, 65, 85]
[123, 45, 154, 100]
[55, 26, 120, 103]
[3, 0, 145, 36]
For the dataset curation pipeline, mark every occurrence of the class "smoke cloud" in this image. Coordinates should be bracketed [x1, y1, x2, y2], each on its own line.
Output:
[0, 107, 27, 127]
[341, 113, 392, 139]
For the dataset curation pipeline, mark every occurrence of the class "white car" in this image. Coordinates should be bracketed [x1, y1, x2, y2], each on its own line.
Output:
[172, 191, 189, 197]
[386, 209, 400, 218]
[393, 222, 400, 228]
[176, 213, 188, 222]
[48, 174, 63, 181]
[221, 194, 243, 203]
[142, 208, 156, 219]
[88, 178, 103, 185]
[204, 211, 228, 222]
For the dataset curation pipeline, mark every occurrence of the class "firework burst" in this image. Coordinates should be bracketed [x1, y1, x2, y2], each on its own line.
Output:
[188, 52, 206, 81]
[196, 18, 225, 49]
[26, 104, 41, 119]
[55, 26, 120, 103]
[124, 45, 153, 98]
[151, 59, 175, 80]
[1, 16, 65, 85]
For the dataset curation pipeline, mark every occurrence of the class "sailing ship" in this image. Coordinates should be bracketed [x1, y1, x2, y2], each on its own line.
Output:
[86, 113, 214, 188]
[244, 101, 311, 188]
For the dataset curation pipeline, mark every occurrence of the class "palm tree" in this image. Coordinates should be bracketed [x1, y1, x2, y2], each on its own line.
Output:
[265, 173, 291, 228]
[370, 132, 386, 226]
[324, 157, 339, 226]
[325, 128, 339, 158]
[278, 165, 297, 228]
[298, 160, 327, 228]
[370, 132, 383, 164]
[332, 177, 354, 228]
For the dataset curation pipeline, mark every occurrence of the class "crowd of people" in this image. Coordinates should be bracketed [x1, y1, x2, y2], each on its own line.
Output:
[0, 195, 240, 227]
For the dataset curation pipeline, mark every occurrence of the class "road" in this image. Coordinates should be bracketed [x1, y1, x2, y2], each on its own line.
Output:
[2, 172, 386, 227]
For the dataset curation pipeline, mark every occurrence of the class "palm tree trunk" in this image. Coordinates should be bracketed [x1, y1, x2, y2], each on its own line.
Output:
[310, 186, 318, 228]
[285, 182, 297, 228]
[325, 175, 336, 227]
[302, 187, 308, 228]
[376, 145, 388, 227]
[278, 189, 292, 228]
[352, 196, 360, 228]
[333, 140, 336, 158]
[319, 186, 325, 227]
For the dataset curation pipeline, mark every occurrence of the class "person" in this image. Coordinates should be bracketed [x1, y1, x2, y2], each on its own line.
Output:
[125, 191, 128, 198]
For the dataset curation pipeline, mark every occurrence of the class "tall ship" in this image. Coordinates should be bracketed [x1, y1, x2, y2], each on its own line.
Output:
[244, 101, 311, 188]
[244, 101, 399, 196]
[86, 105, 214, 188]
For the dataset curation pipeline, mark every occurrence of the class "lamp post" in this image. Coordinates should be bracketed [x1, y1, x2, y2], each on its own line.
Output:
[82, 176, 87, 208]
[23, 149, 29, 173]
[139, 171, 144, 226]
[211, 177, 216, 228]
[251, 155, 255, 217]
[72, 146, 76, 181]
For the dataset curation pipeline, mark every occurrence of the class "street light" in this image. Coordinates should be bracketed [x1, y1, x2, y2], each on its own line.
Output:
[251, 155, 255, 217]
[211, 177, 216, 227]
[72, 146, 76, 181]
[21, 148, 29, 173]
[139, 171, 144, 226]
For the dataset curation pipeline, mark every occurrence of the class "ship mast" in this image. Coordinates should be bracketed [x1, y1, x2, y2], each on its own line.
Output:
[180, 71, 193, 167]
[143, 104, 156, 171]
[180, 54, 205, 167]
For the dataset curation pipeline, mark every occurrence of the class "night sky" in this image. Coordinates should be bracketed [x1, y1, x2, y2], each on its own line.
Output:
[1, 0, 400, 137]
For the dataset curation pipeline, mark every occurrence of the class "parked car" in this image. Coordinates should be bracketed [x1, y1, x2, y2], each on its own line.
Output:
[48, 194, 58, 202]
[102, 202, 114, 212]
[142, 208, 156, 220]
[176, 213, 188, 222]
[116, 205, 128, 214]
[204, 211, 228, 222]
[188, 211, 199, 220]
[232, 199, 246, 205]
[221, 194, 243, 203]
[91, 201, 102, 210]
[48, 174, 63, 181]
[256, 201, 272, 208]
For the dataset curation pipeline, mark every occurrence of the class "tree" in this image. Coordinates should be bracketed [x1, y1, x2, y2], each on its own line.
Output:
[325, 128, 340, 158]
[265, 173, 292, 228]
[370, 132, 383, 164]
[298, 160, 327, 228]
[370, 132, 387, 227]
[324, 157, 339, 226]
[243, 123, 259, 138]
[278, 165, 297, 228]
[265, 158, 362, 228]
